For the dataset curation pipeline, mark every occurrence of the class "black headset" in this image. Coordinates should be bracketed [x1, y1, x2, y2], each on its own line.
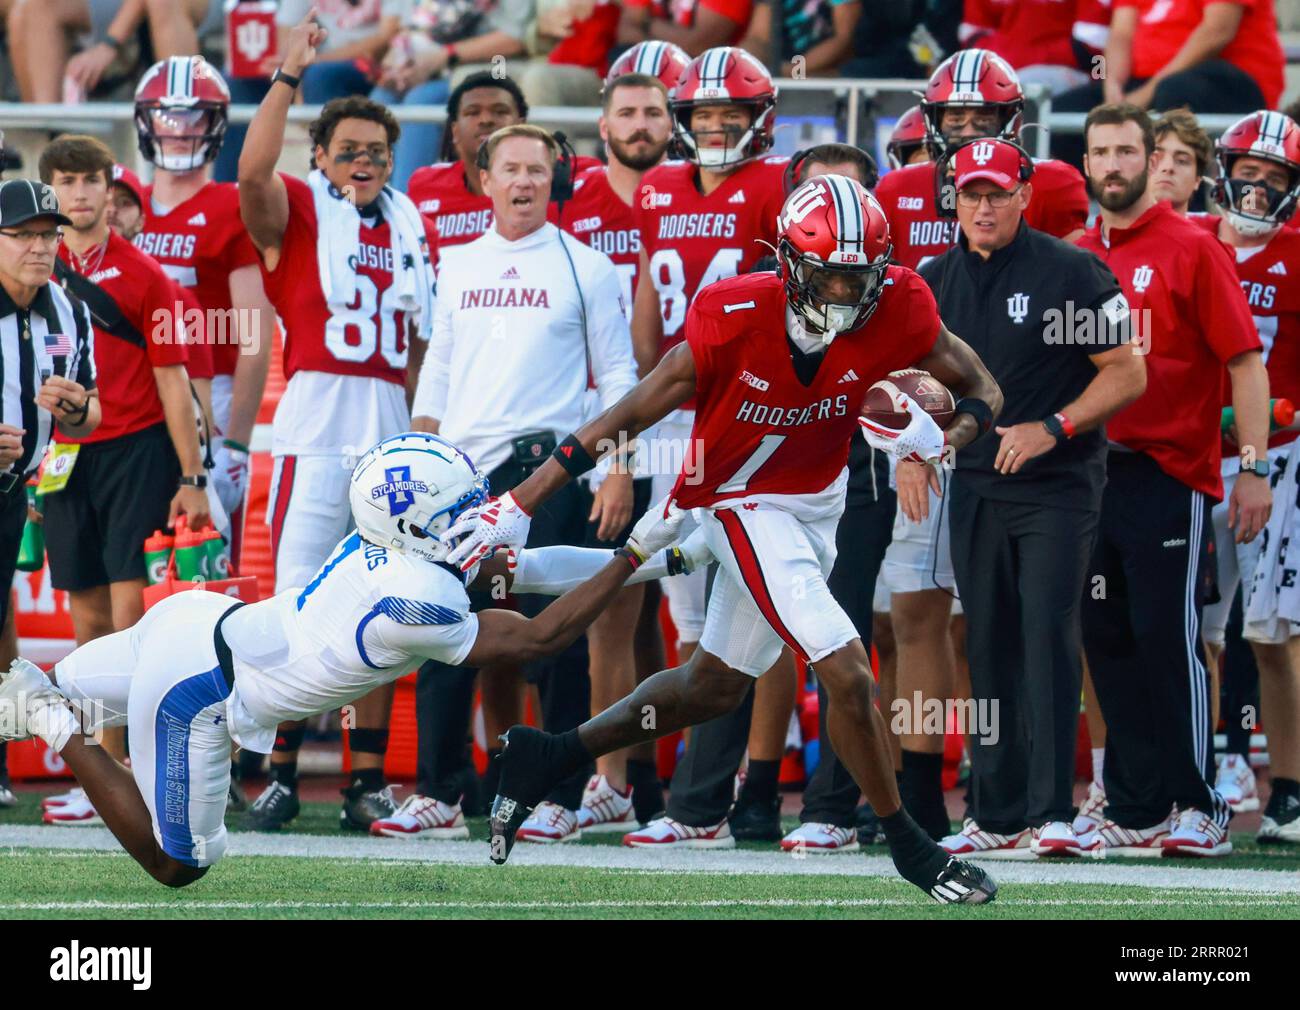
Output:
[474, 128, 577, 205]
[933, 135, 1035, 220]
[783, 144, 880, 196]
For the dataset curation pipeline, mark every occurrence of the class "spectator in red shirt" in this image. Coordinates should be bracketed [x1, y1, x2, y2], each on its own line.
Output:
[1055, 1, 1283, 142]
[618, 0, 754, 55]
[959, 0, 1113, 95]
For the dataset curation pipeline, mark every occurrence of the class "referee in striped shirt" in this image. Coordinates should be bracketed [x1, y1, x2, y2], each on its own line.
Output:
[0, 179, 99, 632]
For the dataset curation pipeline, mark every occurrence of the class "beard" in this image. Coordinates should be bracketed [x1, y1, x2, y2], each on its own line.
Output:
[1090, 169, 1148, 212]
[608, 132, 670, 172]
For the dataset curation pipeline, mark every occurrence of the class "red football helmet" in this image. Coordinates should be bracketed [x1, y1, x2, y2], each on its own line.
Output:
[605, 40, 691, 92]
[671, 47, 777, 169]
[135, 56, 231, 172]
[777, 174, 893, 343]
[920, 49, 1023, 158]
[887, 105, 929, 170]
[1212, 110, 1300, 237]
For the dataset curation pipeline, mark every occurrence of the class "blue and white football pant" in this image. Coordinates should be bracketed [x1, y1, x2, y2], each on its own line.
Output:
[53, 591, 241, 868]
[268, 453, 355, 594]
[879, 484, 963, 616]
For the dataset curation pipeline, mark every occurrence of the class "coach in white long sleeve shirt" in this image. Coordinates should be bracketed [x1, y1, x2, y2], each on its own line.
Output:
[412, 125, 636, 484]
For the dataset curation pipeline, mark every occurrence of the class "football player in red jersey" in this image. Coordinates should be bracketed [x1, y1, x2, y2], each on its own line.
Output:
[455, 175, 1006, 903]
[558, 64, 678, 831]
[132, 56, 276, 558]
[1190, 111, 1300, 842]
[887, 105, 930, 170]
[237, 14, 440, 833]
[876, 49, 1088, 272]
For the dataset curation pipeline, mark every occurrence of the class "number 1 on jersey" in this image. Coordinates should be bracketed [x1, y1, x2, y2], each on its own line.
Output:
[717, 434, 786, 494]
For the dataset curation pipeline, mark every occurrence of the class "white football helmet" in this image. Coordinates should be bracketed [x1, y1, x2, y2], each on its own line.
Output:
[349, 432, 489, 565]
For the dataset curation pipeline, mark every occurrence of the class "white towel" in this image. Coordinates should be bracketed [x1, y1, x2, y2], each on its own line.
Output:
[1243, 437, 1300, 644]
[307, 169, 436, 337]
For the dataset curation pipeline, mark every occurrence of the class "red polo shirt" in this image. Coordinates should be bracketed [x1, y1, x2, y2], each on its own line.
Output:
[1076, 201, 1260, 500]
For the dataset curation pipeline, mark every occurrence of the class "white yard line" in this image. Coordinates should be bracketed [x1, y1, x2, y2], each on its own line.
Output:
[1, 824, 1298, 896]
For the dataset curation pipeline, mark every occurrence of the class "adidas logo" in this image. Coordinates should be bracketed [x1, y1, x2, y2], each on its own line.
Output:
[501, 266, 520, 280]
[728, 190, 746, 204]
[187, 212, 207, 226]
[837, 369, 860, 384]
[1268, 261, 1288, 276]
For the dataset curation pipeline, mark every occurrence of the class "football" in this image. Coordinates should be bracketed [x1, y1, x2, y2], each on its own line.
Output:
[860, 369, 956, 430]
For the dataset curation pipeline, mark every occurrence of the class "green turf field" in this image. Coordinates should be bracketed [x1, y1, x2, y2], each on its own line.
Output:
[2, 796, 1298, 919]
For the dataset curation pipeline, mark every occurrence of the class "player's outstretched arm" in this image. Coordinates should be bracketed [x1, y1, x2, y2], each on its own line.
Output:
[238, 11, 328, 255]
[916, 323, 1004, 453]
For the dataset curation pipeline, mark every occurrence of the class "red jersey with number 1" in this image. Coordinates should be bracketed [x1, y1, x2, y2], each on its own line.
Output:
[259, 173, 440, 385]
[877, 157, 1088, 270]
[136, 180, 259, 376]
[672, 269, 940, 509]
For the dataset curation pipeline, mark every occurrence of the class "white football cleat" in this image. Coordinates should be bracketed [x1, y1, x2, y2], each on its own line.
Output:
[1031, 820, 1085, 858]
[1257, 793, 1300, 845]
[1072, 781, 1106, 835]
[42, 786, 84, 810]
[622, 815, 734, 849]
[369, 794, 469, 839]
[576, 775, 636, 833]
[1078, 817, 1170, 858]
[42, 790, 102, 827]
[780, 822, 860, 853]
[0, 658, 64, 742]
[940, 818, 1034, 859]
[515, 801, 582, 844]
[0, 779, 14, 809]
[1215, 753, 1259, 813]
[1162, 809, 1231, 857]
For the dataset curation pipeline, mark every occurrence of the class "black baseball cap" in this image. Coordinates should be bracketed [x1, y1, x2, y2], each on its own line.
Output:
[0, 180, 72, 228]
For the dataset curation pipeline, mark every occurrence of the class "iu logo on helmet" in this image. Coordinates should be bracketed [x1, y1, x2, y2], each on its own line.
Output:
[371, 466, 429, 516]
[778, 183, 828, 230]
[1007, 292, 1029, 323]
[1131, 265, 1154, 293]
[971, 141, 996, 165]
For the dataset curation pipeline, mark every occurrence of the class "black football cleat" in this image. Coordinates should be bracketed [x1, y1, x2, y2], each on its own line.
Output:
[246, 781, 300, 831]
[340, 783, 398, 831]
[487, 726, 565, 864]
[928, 856, 998, 905]
[729, 792, 783, 842]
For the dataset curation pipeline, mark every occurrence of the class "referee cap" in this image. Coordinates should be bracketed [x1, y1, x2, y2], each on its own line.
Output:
[0, 179, 72, 228]
[953, 139, 1028, 192]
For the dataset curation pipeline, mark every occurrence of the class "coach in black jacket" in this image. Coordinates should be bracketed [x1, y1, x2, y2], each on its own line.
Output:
[916, 139, 1145, 856]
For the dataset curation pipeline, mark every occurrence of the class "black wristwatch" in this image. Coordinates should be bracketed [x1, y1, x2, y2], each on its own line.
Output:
[271, 68, 301, 91]
[1239, 457, 1269, 478]
[179, 474, 208, 489]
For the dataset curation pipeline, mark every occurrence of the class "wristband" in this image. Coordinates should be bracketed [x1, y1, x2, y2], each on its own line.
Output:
[614, 545, 644, 571]
[1043, 412, 1073, 444]
[552, 434, 597, 477]
[272, 68, 301, 90]
[1055, 412, 1075, 438]
[664, 546, 686, 576]
[954, 397, 993, 436]
[103, 34, 125, 52]
[445, 44, 460, 69]
[222, 437, 250, 455]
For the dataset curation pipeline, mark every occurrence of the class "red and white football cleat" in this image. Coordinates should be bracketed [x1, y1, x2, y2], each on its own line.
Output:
[780, 822, 860, 853]
[41, 786, 84, 810]
[1030, 821, 1085, 858]
[1072, 781, 1106, 835]
[515, 801, 582, 844]
[622, 815, 734, 849]
[369, 794, 469, 839]
[1215, 754, 1259, 813]
[42, 790, 102, 826]
[939, 818, 1033, 859]
[1079, 817, 1171, 858]
[1162, 809, 1232, 857]
[576, 775, 636, 833]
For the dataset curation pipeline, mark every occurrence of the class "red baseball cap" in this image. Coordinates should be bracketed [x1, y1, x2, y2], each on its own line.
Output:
[953, 139, 1027, 191]
[110, 163, 145, 208]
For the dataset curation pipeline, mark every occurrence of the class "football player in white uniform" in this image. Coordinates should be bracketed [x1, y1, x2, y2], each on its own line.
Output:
[0, 433, 691, 887]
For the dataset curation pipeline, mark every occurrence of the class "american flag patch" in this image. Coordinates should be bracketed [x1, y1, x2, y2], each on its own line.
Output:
[44, 332, 72, 355]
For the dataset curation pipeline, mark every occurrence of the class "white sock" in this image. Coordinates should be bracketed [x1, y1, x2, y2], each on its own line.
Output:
[1091, 747, 1105, 788]
[29, 696, 80, 753]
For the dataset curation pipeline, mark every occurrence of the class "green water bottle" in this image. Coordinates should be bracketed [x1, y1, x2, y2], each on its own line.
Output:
[16, 486, 44, 573]
[172, 523, 210, 582]
[203, 528, 230, 580]
[143, 529, 175, 585]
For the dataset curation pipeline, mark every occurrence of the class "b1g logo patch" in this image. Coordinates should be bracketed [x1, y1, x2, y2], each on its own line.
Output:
[372, 466, 429, 516]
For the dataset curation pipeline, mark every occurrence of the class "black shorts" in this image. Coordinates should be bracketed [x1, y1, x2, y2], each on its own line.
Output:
[582, 477, 653, 548]
[0, 481, 29, 627]
[44, 423, 180, 591]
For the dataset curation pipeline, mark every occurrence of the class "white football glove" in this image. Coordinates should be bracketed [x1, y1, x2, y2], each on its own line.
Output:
[677, 526, 714, 574]
[210, 441, 249, 515]
[444, 491, 533, 572]
[858, 393, 947, 464]
[625, 495, 687, 562]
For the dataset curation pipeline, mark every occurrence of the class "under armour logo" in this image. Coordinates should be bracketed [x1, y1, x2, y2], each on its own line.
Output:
[1132, 265, 1154, 293]
[971, 141, 996, 165]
